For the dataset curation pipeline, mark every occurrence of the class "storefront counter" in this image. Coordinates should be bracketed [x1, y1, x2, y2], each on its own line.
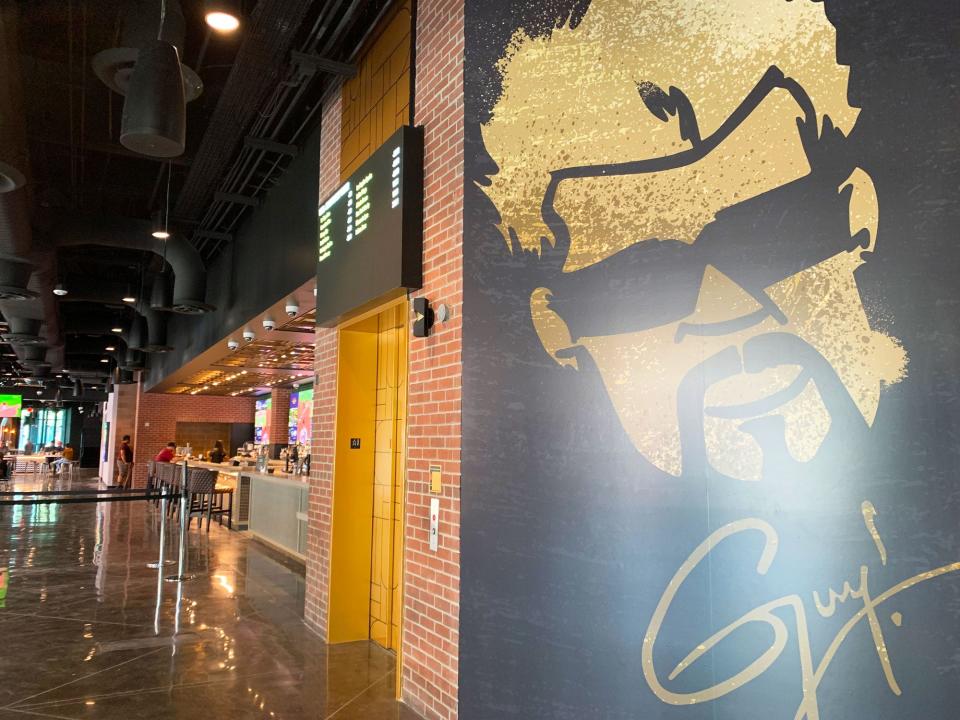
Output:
[173, 460, 307, 560]
[244, 470, 309, 560]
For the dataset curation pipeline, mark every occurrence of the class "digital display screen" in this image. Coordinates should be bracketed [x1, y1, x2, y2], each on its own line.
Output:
[0, 394, 21, 418]
[316, 125, 424, 326]
[289, 388, 313, 445]
[254, 397, 272, 445]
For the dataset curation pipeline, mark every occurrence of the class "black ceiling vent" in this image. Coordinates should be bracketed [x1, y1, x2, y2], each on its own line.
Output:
[2, 316, 43, 345]
[171, 298, 214, 315]
[91, 0, 202, 103]
[120, 39, 186, 158]
[120, 349, 146, 371]
[117, 369, 138, 385]
[0, 258, 37, 300]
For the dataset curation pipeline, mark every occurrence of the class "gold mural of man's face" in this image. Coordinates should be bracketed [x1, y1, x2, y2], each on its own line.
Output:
[483, 0, 907, 481]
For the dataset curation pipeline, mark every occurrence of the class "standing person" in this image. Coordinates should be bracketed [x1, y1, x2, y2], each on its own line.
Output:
[116, 435, 133, 489]
[23, 439, 34, 455]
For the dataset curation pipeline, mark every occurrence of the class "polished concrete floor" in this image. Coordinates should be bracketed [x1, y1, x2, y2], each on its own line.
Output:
[0, 472, 421, 720]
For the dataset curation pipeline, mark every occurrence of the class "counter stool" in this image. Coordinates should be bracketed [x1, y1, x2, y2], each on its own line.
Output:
[208, 484, 234, 530]
[183, 468, 217, 531]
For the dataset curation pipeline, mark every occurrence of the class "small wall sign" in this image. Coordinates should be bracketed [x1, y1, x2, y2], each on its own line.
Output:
[350, 438, 361, 449]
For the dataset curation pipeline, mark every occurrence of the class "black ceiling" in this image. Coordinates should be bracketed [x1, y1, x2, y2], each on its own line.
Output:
[1, 0, 390, 398]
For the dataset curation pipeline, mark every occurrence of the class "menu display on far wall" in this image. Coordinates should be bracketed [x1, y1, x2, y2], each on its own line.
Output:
[254, 397, 272, 445]
[0, 394, 22, 418]
[288, 387, 313, 445]
[316, 125, 424, 326]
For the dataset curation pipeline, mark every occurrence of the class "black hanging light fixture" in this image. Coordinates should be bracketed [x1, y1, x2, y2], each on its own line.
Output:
[151, 209, 170, 239]
[120, 2, 186, 158]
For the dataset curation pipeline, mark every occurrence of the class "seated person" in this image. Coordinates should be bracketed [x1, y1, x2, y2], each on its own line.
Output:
[154, 442, 177, 463]
[208, 440, 227, 464]
[51, 444, 75, 473]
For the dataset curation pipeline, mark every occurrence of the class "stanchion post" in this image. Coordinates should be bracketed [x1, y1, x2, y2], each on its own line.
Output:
[165, 461, 195, 583]
[147, 491, 175, 569]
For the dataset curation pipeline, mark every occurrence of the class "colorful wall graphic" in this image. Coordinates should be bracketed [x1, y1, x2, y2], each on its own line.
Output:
[288, 387, 313, 445]
[461, 1, 960, 718]
[254, 397, 271, 445]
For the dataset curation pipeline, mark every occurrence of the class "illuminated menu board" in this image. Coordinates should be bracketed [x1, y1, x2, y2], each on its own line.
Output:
[316, 125, 424, 326]
[254, 397, 272, 445]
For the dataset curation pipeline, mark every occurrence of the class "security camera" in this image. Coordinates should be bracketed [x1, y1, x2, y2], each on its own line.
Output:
[242, 329, 255, 343]
[227, 339, 239, 351]
[285, 299, 300, 317]
[262, 318, 277, 331]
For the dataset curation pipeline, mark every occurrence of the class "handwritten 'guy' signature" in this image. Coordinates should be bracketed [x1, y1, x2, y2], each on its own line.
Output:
[642, 501, 960, 720]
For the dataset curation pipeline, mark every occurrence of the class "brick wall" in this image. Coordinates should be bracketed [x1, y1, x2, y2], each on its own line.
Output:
[303, 1, 465, 715]
[131, 388, 256, 487]
[402, 0, 464, 716]
[305, 86, 343, 637]
[270, 387, 291, 450]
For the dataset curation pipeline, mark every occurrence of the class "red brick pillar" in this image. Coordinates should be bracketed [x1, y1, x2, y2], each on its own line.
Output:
[401, 0, 464, 716]
[270, 387, 291, 452]
[305, 86, 343, 637]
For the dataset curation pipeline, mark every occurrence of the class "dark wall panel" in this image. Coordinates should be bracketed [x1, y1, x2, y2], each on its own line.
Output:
[461, 1, 960, 718]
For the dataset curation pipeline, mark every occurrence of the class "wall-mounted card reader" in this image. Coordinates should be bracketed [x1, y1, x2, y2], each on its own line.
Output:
[429, 498, 440, 552]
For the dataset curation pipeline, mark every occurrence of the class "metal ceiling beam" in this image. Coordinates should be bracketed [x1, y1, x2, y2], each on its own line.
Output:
[194, 229, 233, 242]
[243, 137, 299, 157]
[290, 50, 357, 77]
[214, 192, 259, 207]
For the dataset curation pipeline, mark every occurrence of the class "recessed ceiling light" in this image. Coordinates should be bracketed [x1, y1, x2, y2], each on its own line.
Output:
[100, 358, 109, 363]
[53, 283, 68, 296]
[105, 346, 116, 352]
[111, 327, 123, 334]
[122, 296, 136, 303]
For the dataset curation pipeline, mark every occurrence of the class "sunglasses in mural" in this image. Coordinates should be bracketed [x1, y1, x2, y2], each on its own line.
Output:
[482, 2, 907, 483]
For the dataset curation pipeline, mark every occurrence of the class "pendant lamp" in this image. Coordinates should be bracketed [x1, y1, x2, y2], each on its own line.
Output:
[120, 39, 186, 158]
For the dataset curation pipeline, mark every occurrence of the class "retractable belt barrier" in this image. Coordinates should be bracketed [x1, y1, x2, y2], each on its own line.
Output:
[0, 461, 197, 583]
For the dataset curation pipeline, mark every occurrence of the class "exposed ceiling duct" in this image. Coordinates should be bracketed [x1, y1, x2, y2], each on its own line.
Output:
[0, 2, 29, 195]
[120, 38, 187, 158]
[57, 276, 173, 354]
[55, 216, 213, 313]
[91, 0, 203, 103]
[0, 2, 61, 371]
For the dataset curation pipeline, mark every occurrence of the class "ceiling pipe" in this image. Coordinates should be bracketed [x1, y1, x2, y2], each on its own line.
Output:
[55, 216, 214, 313]
[56, 277, 172, 353]
[0, 3, 61, 370]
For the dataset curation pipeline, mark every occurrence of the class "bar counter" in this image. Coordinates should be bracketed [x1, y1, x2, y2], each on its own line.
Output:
[177, 459, 308, 560]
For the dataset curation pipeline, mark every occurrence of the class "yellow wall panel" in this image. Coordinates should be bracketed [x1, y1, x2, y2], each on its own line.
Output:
[340, 0, 412, 180]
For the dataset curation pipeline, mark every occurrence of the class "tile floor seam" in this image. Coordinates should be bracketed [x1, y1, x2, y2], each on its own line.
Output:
[12, 670, 296, 709]
[4, 648, 166, 710]
[0, 707, 78, 720]
[0, 611, 157, 629]
[324, 669, 395, 719]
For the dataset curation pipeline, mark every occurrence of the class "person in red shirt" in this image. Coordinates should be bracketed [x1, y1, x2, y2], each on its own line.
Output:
[154, 442, 176, 463]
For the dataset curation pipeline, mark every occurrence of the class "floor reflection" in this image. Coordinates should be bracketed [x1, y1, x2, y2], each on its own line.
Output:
[0, 472, 420, 719]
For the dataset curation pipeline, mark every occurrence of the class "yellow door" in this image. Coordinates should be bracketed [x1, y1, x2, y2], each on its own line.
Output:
[370, 303, 407, 650]
[328, 302, 407, 657]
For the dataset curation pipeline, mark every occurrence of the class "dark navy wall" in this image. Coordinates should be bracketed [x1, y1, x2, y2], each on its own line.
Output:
[461, 1, 960, 718]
